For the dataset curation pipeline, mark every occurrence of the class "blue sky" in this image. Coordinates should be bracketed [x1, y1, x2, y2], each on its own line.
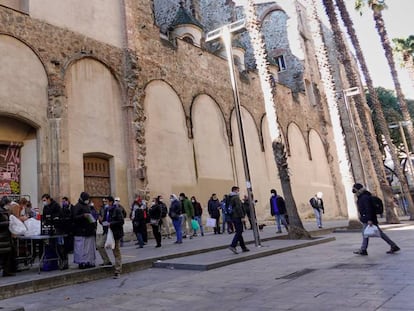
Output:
[345, 0, 413, 99]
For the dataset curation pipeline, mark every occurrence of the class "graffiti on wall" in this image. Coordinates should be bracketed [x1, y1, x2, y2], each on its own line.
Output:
[0, 143, 21, 196]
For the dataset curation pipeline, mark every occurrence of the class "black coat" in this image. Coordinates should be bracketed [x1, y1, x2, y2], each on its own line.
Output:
[356, 190, 378, 225]
[0, 206, 11, 254]
[270, 195, 287, 215]
[102, 205, 124, 240]
[72, 200, 96, 237]
[132, 208, 147, 234]
[208, 199, 221, 218]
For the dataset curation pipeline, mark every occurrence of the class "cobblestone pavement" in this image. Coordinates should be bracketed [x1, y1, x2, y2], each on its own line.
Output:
[2, 221, 413, 311]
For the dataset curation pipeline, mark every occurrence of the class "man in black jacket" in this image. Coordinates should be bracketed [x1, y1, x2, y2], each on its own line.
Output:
[352, 183, 400, 256]
[228, 186, 249, 254]
[99, 196, 124, 279]
[42, 194, 69, 269]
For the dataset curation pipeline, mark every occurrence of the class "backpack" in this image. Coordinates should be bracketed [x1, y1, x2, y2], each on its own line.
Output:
[371, 196, 384, 215]
[224, 196, 233, 216]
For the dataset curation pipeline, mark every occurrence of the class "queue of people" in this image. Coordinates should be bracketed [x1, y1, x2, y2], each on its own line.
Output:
[1, 182, 401, 278]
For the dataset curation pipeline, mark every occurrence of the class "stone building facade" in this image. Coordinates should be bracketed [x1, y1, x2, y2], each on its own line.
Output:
[0, 0, 374, 221]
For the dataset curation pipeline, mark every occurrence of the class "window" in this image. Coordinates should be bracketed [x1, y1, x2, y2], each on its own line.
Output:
[273, 55, 287, 72]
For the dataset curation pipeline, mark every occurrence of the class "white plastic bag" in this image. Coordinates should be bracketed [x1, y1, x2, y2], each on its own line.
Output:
[206, 217, 216, 228]
[24, 218, 41, 236]
[363, 225, 381, 238]
[104, 228, 115, 249]
[9, 215, 27, 235]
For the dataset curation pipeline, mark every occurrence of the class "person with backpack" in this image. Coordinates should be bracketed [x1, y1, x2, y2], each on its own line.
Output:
[309, 192, 324, 228]
[352, 183, 400, 256]
[158, 195, 171, 239]
[169, 194, 183, 244]
[228, 186, 249, 254]
[221, 194, 234, 234]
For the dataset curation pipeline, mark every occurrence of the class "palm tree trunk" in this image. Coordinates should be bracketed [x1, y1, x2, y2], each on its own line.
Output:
[324, 0, 399, 223]
[336, 0, 413, 221]
[373, 11, 414, 155]
[243, 0, 310, 239]
[305, 0, 360, 226]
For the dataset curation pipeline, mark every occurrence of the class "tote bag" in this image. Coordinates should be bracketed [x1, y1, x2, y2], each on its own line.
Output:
[206, 217, 216, 228]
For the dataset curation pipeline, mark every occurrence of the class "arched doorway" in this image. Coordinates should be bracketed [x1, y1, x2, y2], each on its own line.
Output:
[83, 156, 111, 209]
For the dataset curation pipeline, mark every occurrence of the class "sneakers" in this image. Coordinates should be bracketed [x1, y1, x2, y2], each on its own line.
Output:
[353, 249, 368, 256]
[113, 273, 120, 279]
[242, 248, 250, 253]
[276, 230, 282, 234]
[386, 246, 400, 254]
[228, 246, 238, 254]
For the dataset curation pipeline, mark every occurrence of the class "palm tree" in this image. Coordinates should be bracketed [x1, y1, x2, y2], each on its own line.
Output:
[336, 0, 414, 220]
[355, 0, 414, 183]
[393, 35, 414, 89]
[322, 0, 399, 223]
[243, 0, 310, 239]
[304, 0, 363, 227]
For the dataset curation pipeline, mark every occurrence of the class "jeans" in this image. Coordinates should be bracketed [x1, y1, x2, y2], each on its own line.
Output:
[135, 232, 144, 247]
[194, 216, 204, 235]
[360, 223, 397, 251]
[96, 233, 122, 273]
[230, 218, 246, 250]
[173, 216, 183, 242]
[274, 214, 288, 232]
[313, 208, 323, 228]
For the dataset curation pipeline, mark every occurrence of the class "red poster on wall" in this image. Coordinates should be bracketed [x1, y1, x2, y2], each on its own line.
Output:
[0, 143, 21, 196]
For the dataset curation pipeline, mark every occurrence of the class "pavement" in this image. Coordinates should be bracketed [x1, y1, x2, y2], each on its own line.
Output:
[1, 217, 413, 311]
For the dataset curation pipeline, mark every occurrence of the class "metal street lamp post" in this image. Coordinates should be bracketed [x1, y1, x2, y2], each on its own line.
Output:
[206, 20, 261, 247]
[342, 86, 368, 186]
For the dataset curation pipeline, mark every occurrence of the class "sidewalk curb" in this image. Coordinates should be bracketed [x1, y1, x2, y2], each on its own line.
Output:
[153, 236, 336, 271]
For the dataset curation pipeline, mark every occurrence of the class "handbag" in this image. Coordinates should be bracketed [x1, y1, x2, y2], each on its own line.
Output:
[191, 219, 200, 230]
[206, 217, 216, 228]
[104, 228, 115, 249]
[363, 225, 381, 238]
[9, 215, 28, 235]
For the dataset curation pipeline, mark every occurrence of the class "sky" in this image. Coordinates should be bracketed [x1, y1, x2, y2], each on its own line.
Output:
[343, 0, 414, 100]
[235, 0, 414, 99]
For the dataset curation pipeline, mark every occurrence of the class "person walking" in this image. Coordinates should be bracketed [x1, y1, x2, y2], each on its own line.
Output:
[169, 194, 183, 244]
[352, 183, 400, 256]
[149, 196, 162, 248]
[270, 189, 288, 234]
[72, 192, 96, 269]
[228, 186, 249, 254]
[191, 196, 204, 236]
[99, 196, 124, 279]
[207, 193, 221, 234]
[179, 193, 194, 239]
[309, 192, 324, 228]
